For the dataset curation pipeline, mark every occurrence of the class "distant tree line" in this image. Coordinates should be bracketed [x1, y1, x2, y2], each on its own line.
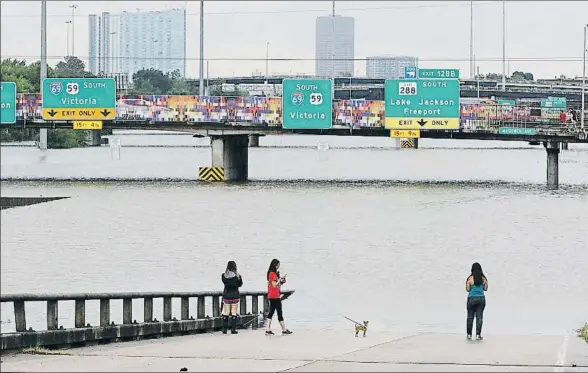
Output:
[476, 71, 534, 81]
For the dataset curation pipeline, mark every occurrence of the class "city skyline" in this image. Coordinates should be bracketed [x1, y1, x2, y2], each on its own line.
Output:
[88, 8, 186, 78]
[366, 55, 419, 79]
[1, 1, 587, 79]
[315, 15, 355, 77]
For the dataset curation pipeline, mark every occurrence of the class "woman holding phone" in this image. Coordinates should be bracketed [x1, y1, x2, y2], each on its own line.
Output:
[265, 258, 292, 336]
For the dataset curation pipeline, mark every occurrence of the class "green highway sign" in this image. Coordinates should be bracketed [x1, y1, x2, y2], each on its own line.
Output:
[418, 68, 460, 79]
[498, 99, 515, 106]
[541, 98, 566, 108]
[282, 79, 332, 129]
[1, 82, 17, 124]
[42, 78, 116, 120]
[385, 78, 460, 130]
[498, 127, 536, 135]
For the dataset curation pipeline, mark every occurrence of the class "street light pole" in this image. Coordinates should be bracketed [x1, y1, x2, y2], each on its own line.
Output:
[582, 24, 586, 129]
[266, 42, 269, 78]
[65, 21, 71, 57]
[199, 0, 204, 96]
[40, 0, 47, 150]
[501, 0, 506, 91]
[69, 4, 78, 56]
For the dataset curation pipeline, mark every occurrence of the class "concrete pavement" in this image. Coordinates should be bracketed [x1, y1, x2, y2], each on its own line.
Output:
[1, 330, 586, 372]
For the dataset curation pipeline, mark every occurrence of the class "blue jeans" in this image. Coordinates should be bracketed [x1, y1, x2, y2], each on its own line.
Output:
[466, 296, 486, 336]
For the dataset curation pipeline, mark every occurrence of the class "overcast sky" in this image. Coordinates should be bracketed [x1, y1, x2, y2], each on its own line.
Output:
[1, 0, 587, 80]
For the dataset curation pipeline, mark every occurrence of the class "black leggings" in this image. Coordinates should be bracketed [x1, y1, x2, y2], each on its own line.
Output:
[267, 298, 283, 322]
[466, 296, 486, 336]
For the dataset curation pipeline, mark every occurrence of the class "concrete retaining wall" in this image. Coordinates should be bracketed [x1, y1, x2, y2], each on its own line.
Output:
[1, 315, 256, 351]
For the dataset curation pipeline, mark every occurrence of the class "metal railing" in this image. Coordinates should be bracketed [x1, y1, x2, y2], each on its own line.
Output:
[1, 290, 293, 332]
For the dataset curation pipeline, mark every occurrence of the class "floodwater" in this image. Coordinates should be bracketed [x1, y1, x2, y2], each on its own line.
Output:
[1, 133, 587, 336]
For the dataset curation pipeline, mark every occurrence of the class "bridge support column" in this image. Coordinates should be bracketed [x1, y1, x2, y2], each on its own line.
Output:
[211, 135, 249, 181]
[545, 141, 560, 190]
[248, 134, 260, 147]
[561, 142, 569, 150]
[39, 129, 48, 150]
[85, 130, 102, 147]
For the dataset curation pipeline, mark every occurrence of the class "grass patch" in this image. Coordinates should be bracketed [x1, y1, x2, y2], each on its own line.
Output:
[21, 347, 71, 355]
[578, 323, 588, 342]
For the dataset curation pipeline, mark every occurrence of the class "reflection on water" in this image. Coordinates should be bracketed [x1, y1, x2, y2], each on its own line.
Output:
[1, 135, 587, 336]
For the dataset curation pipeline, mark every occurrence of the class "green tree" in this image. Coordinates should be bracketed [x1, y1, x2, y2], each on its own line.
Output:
[0, 128, 38, 142]
[53, 56, 94, 78]
[484, 73, 504, 81]
[510, 71, 534, 82]
[46, 129, 88, 148]
[168, 69, 191, 94]
[0, 59, 50, 92]
[131, 68, 173, 94]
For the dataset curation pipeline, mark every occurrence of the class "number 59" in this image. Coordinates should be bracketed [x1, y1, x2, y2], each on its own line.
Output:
[66, 82, 79, 95]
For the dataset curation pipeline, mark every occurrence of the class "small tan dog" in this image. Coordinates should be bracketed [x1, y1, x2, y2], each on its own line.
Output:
[354, 321, 369, 337]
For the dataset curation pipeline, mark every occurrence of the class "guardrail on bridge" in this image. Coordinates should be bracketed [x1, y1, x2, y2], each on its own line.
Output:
[0, 290, 294, 351]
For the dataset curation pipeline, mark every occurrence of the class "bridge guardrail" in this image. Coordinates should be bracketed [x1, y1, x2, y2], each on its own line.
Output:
[0, 290, 294, 351]
[8, 94, 567, 131]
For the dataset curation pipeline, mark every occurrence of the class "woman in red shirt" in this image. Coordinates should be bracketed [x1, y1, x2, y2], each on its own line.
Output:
[265, 258, 292, 335]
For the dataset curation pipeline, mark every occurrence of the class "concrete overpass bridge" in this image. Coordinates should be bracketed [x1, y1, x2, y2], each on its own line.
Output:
[3, 93, 587, 189]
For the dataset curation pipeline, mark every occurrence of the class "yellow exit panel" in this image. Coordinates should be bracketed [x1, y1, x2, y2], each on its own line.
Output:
[73, 121, 103, 130]
[385, 117, 460, 130]
[390, 129, 420, 138]
[43, 108, 115, 120]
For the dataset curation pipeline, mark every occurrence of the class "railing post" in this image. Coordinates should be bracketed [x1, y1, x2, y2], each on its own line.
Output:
[100, 299, 110, 327]
[123, 298, 132, 324]
[251, 295, 259, 329]
[75, 300, 85, 328]
[13, 300, 26, 332]
[197, 296, 205, 319]
[240, 295, 247, 316]
[181, 297, 189, 320]
[163, 297, 172, 321]
[144, 297, 153, 322]
[212, 295, 220, 317]
[46, 300, 58, 330]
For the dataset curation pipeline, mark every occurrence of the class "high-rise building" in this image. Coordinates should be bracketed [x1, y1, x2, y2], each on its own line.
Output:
[315, 16, 354, 78]
[88, 9, 186, 80]
[365, 56, 419, 79]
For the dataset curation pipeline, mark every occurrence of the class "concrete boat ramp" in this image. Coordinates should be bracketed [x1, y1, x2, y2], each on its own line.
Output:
[1, 330, 587, 372]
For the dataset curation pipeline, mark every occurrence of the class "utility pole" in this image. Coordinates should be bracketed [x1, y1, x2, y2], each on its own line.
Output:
[199, 0, 204, 96]
[582, 24, 586, 130]
[331, 0, 335, 99]
[70, 4, 78, 56]
[39, 0, 48, 150]
[470, 0, 474, 79]
[501, 0, 506, 91]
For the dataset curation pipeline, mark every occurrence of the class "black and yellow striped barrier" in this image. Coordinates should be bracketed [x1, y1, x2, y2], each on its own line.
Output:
[199, 167, 225, 182]
[400, 139, 415, 148]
